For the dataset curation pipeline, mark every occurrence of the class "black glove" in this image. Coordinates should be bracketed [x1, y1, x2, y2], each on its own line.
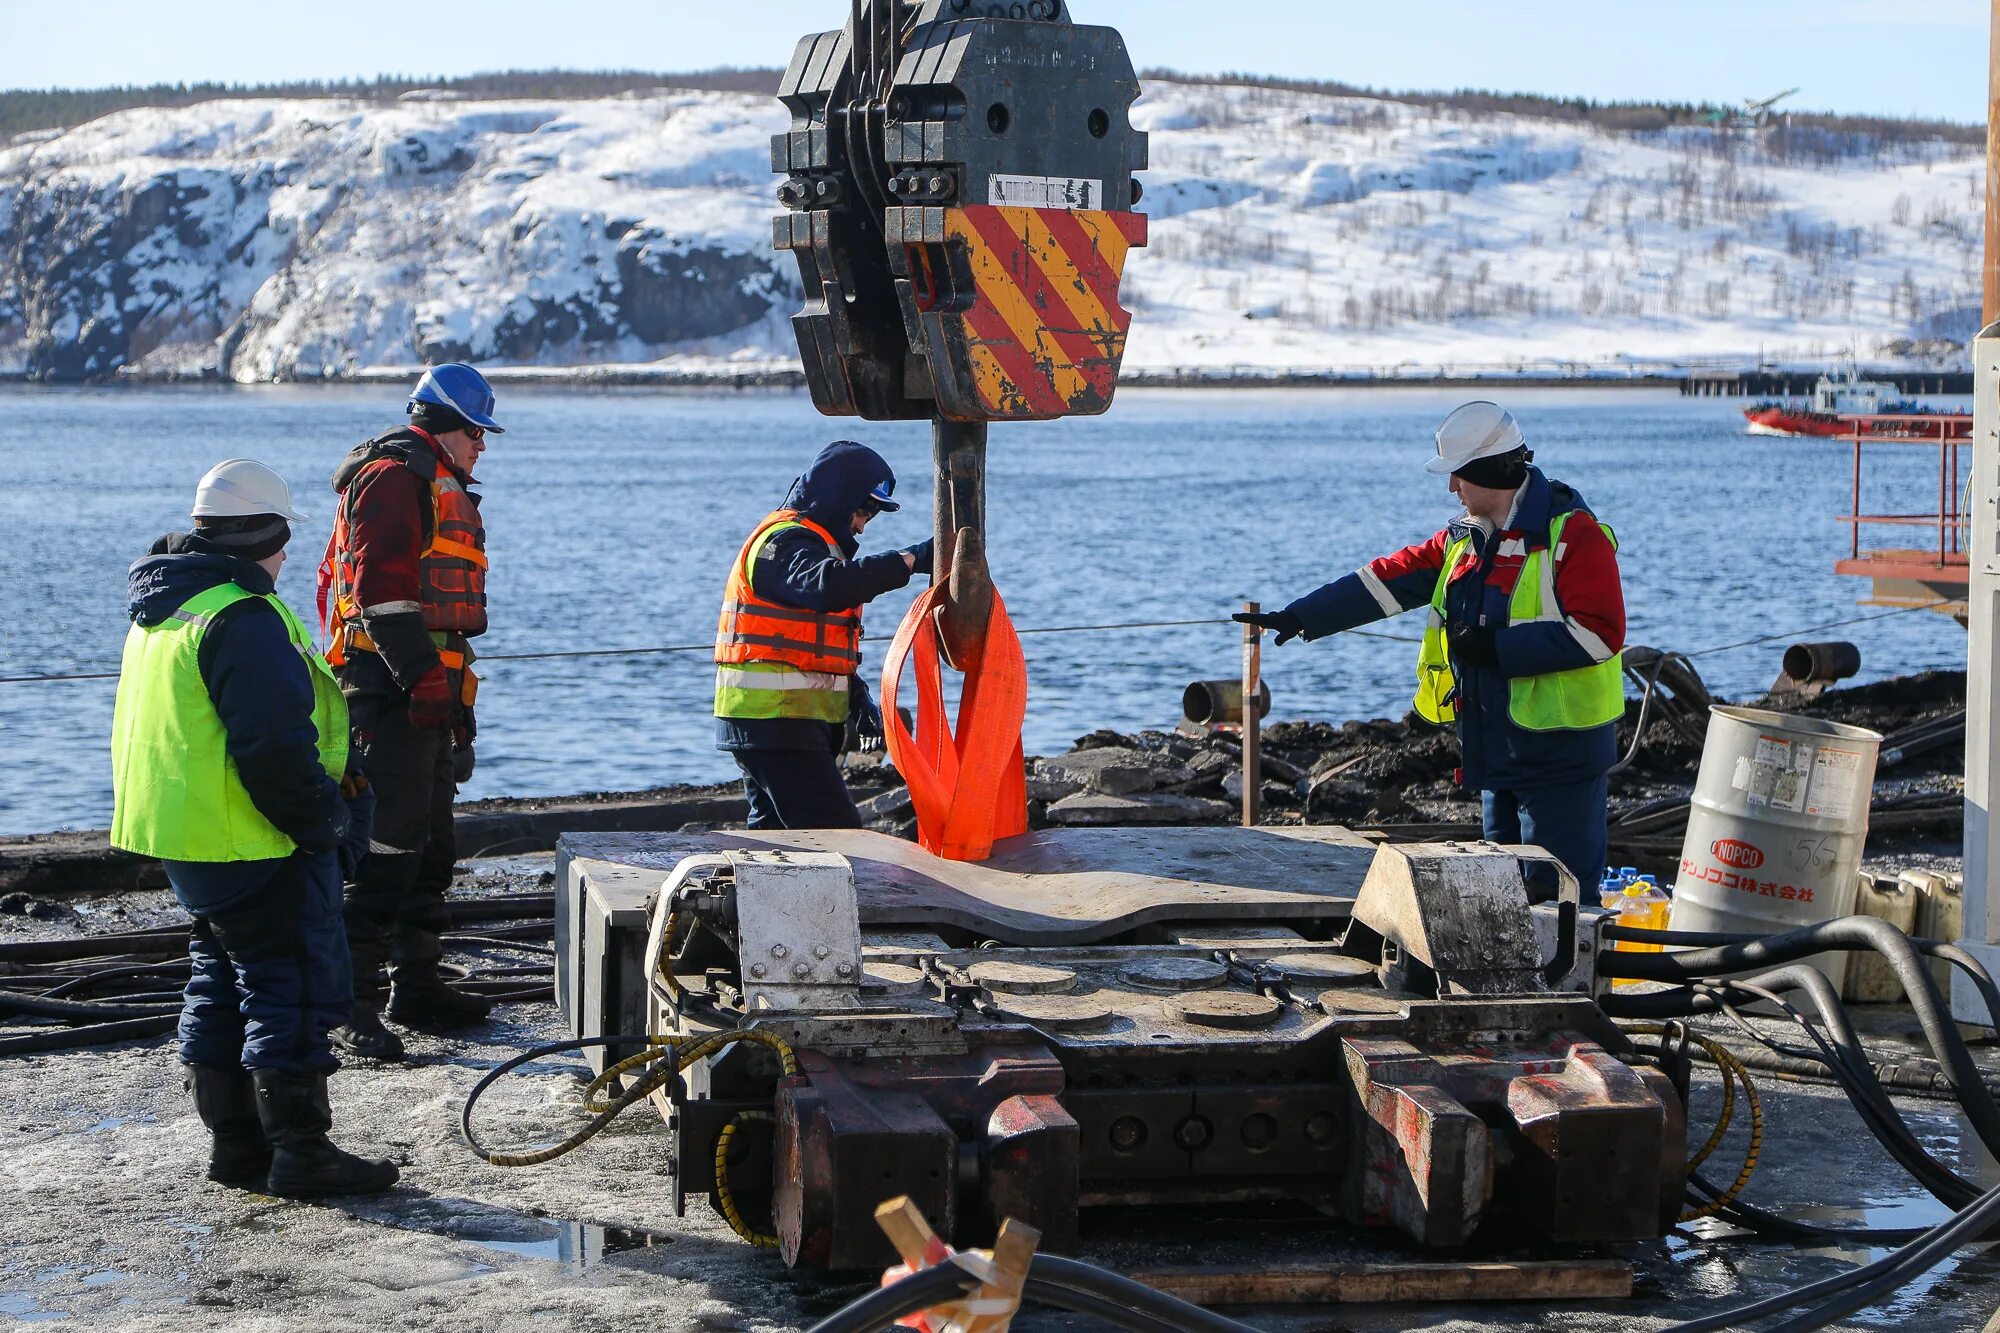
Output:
[846, 678, 885, 754]
[453, 737, 476, 785]
[1232, 608, 1304, 646]
[337, 777, 375, 881]
[1448, 621, 1500, 670]
[904, 538, 935, 578]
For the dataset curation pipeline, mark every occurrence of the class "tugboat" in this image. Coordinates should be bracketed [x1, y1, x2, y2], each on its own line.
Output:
[1743, 372, 1969, 439]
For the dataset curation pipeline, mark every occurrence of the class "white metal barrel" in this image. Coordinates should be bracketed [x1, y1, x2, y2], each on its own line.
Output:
[1668, 705, 1883, 997]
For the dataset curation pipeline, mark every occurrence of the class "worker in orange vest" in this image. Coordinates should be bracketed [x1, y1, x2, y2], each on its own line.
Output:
[317, 364, 498, 1061]
[715, 441, 932, 828]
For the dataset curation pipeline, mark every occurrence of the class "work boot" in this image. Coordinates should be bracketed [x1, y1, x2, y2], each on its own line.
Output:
[329, 1003, 405, 1062]
[250, 1068, 400, 1199]
[183, 1062, 272, 1190]
[385, 973, 492, 1033]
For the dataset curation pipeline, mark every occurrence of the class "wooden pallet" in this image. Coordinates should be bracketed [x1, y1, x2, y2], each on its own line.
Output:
[1131, 1258, 1633, 1306]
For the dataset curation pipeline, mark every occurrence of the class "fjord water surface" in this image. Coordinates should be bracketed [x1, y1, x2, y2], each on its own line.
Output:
[0, 384, 1967, 834]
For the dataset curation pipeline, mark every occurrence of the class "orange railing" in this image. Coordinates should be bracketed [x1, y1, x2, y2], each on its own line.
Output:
[1837, 414, 1972, 572]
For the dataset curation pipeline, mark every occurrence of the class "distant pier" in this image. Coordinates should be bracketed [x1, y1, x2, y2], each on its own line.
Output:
[1680, 370, 1972, 397]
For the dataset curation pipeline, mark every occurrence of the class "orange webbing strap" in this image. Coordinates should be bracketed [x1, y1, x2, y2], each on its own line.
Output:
[882, 584, 1028, 862]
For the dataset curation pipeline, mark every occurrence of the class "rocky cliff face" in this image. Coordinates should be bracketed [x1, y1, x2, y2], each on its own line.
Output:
[0, 95, 796, 382]
[1, 83, 1979, 381]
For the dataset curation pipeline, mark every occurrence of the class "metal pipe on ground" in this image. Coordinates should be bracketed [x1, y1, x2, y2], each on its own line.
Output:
[1182, 679, 1271, 728]
[1782, 641, 1863, 686]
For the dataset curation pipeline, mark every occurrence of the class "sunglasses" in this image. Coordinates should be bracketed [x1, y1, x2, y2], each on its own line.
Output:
[465, 426, 486, 443]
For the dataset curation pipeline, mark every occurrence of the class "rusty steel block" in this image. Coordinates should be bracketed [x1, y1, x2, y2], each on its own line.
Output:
[981, 1093, 1080, 1253]
[1343, 1038, 1494, 1248]
[775, 1059, 956, 1269]
[1503, 1044, 1680, 1243]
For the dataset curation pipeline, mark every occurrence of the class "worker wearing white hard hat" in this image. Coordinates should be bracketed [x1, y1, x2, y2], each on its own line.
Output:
[110, 459, 398, 1198]
[1236, 402, 1629, 893]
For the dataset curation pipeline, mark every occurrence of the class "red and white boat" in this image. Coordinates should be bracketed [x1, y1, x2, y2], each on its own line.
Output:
[1743, 374, 1969, 440]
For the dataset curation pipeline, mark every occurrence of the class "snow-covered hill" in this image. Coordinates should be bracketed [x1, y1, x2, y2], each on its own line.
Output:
[0, 81, 1981, 382]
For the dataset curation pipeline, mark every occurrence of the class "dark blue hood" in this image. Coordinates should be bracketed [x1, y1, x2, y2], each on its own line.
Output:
[128, 532, 274, 627]
[784, 441, 899, 545]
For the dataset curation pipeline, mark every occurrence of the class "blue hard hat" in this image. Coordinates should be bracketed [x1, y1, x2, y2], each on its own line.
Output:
[408, 363, 504, 433]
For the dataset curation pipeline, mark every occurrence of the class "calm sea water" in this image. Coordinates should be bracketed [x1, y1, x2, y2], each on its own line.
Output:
[0, 384, 1970, 835]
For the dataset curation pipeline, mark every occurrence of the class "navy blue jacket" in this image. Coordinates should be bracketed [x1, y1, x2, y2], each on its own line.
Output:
[1285, 468, 1625, 792]
[128, 534, 348, 913]
[718, 443, 922, 753]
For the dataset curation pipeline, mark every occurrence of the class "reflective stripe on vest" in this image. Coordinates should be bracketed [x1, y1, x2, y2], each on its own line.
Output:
[111, 583, 348, 862]
[713, 511, 863, 722]
[1413, 510, 1625, 733]
[713, 661, 852, 723]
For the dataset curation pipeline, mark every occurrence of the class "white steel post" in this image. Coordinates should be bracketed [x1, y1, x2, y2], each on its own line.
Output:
[1955, 321, 2000, 1024]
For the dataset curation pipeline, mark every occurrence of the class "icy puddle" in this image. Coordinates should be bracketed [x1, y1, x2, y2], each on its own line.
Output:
[334, 1197, 674, 1275]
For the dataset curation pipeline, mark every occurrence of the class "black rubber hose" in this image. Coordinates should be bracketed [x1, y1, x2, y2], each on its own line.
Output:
[1598, 917, 2000, 1154]
[1664, 1178, 2000, 1333]
[803, 1264, 974, 1333]
[0, 1014, 178, 1056]
[1030, 1282, 1187, 1333]
[1030, 1256, 1264, 1333]
[1608, 921, 2000, 1029]
[1605, 975, 1981, 1208]
[0, 991, 181, 1022]
[40, 962, 190, 998]
[0, 932, 190, 965]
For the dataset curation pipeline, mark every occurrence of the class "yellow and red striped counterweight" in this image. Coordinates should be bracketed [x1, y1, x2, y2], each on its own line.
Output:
[888, 202, 1147, 422]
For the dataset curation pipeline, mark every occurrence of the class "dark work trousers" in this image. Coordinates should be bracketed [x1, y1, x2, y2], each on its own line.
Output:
[1482, 775, 1610, 898]
[339, 665, 457, 1001]
[173, 853, 353, 1074]
[732, 747, 863, 831]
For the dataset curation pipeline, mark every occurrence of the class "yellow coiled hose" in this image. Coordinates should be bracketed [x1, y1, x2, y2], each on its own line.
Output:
[1623, 1021, 1763, 1221]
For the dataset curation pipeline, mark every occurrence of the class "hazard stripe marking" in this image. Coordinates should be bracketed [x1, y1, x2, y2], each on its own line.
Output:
[959, 207, 1116, 400]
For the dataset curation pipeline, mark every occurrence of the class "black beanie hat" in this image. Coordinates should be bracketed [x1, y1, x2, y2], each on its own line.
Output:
[410, 401, 473, 436]
[194, 513, 292, 562]
[1452, 446, 1531, 491]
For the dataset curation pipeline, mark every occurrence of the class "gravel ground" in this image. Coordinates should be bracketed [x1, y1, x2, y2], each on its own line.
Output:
[4, 854, 1999, 1331]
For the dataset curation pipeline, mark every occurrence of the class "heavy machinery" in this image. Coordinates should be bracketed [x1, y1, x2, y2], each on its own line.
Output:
[544, 0, 1690, 1275]
[554, 828, 1686, 1269]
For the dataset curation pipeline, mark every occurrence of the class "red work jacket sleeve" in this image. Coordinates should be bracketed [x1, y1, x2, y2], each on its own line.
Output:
[346, 460, 440, 686]
[1494, 516, 1626, 678]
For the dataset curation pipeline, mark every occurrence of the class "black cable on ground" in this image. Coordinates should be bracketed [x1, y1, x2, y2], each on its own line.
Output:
[39, 961, 190, 998]
[0, 932, 189, 966]
[1028, 1255, 1263, 1333]
[0, 1014, 178, 1056]
[0, 991, 182, 1022]
[460, 1033, 674, 1167]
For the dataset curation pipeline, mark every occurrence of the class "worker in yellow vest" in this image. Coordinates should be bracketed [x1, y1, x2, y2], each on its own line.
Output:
[715, 441, 932, 828]
[110, 459, 396, 1198]
[1237, 403, 1627, 890]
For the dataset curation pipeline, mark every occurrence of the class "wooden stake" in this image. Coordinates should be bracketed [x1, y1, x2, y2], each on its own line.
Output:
[1241, 601, 1263, 826]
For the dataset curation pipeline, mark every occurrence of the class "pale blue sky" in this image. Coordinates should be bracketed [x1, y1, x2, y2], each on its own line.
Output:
[0, 0, 1984, 122]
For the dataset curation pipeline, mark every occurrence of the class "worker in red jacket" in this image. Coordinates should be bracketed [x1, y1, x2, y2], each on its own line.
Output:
[318, 364, 499, 1060]
[1238, 402, 1627, 891]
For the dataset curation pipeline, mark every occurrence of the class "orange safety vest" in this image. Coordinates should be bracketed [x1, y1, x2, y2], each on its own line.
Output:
[714, 511, 864, 675]
[320, 428, 488, 671]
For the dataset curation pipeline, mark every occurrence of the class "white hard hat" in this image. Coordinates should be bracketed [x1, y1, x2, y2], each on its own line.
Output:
[190, 458, 308, 522]
[1425, 401, 1526, 475]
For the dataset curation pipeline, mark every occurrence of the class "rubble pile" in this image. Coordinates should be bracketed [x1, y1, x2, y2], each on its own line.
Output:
[843, 669, 1969, 852]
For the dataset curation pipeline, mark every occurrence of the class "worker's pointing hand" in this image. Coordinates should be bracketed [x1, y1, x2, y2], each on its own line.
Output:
[1232, 609, 1304, 645]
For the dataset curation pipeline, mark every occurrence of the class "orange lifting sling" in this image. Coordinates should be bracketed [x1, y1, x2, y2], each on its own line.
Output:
[881, 582, 1028, 863]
